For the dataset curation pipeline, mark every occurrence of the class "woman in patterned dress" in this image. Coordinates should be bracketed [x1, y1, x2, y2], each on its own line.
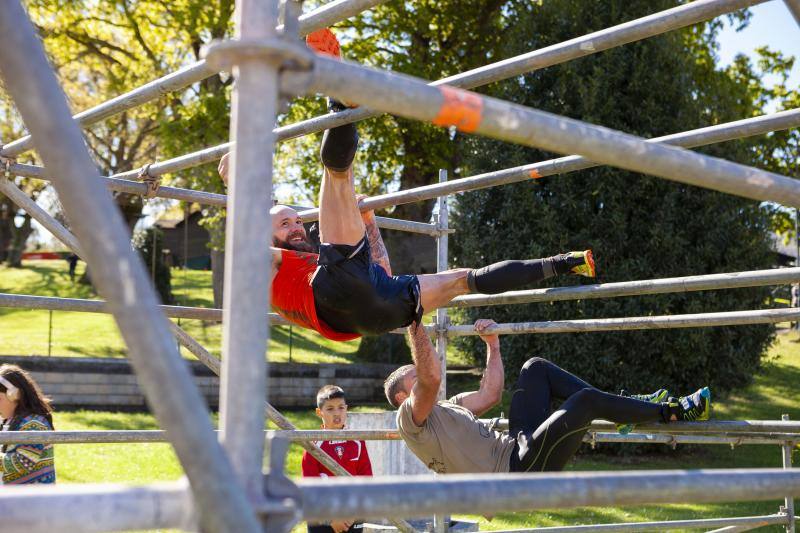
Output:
[0, 364, 56, 484]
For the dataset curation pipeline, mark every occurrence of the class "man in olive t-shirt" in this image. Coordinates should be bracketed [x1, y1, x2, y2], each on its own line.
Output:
[387, 319, 514, 474]
[384, 320, 710, 474]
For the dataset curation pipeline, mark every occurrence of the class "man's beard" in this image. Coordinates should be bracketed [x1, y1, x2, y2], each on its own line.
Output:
[273, 233, 316, 253]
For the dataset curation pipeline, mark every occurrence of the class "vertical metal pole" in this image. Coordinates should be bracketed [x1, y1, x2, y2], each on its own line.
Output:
[434, 169, 450, 533]
[219, 0, 280, 501]
[783, 414, 796, 533]
[0, 2, 259, 531]
[795, 210, 799, 331]
[151, 226, 157, 282]
[435, 169, 449, 401]
[47, 310, 53, 357]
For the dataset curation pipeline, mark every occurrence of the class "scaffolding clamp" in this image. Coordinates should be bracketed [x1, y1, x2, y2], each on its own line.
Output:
[137, 163, 160, 199]
[262, 434, 301, 533]
[203, 38, 314, 74]
[1, 155, 14, 180]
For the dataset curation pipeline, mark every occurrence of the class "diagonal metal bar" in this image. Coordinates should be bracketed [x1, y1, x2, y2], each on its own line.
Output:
[105, 0, 770, 184]
[169, 322, 418, 533]
[299, 107, 800, 219]
[448, 267, 800, 307]
[0, 2, 259, 531]
[489, 514, 790, 533]
[784, 0, 800, 26]
[445, 308, 800, 336]
[11, 107, 799, 224]
[0, 0, 390, 159]
[296, 468, 800, 521]
[292, 53, 800, 206]
[0, 178, 85, 257]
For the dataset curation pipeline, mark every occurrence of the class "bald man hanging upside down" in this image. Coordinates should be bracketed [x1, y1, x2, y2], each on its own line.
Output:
[218, 29, 596, 342]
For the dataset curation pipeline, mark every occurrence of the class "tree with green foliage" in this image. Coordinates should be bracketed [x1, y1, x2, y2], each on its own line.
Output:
[451, 0, 793, 396]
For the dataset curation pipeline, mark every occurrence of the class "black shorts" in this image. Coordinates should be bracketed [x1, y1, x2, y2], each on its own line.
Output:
[312, 236, 422, 336]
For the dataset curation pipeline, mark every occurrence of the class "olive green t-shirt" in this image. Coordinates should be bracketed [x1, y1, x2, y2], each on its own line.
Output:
[396, 395, 515, 474]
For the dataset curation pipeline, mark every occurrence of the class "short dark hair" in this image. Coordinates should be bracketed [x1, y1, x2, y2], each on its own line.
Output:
[383, 364, 414, 408]
[316, 385, 346, 408]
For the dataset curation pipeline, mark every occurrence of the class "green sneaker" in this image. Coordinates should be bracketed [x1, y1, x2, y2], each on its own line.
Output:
[617, 388, 670, 435]
[670, 387, 711, 422]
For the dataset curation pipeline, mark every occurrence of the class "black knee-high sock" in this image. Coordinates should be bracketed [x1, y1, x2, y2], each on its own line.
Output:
[320, 99, 359, 172]
[466, 254, 579, 294]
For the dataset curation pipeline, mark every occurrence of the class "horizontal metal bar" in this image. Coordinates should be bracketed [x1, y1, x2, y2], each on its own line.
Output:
[490, 419, 800, 434]
[494, 514, 789, 533]
[0, 292, 289, 324]
[301, 53, 800, 207]
[299, 107, 800, 220]
[12, 107, 797, 233]
[296, 468, 800, 521]
[0, 428, 795, 445]
[0, 0, 390, 158]
[100, 0, 775, 186]
[445, 308, 800, 336]
[8, 163, 438, 236]
[0, 482, 193, 533]
[449, 267, 800, 307]
[0, 178, 85, 257]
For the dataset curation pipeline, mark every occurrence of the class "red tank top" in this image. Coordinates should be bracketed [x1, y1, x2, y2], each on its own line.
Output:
[271, 249, 360, 342]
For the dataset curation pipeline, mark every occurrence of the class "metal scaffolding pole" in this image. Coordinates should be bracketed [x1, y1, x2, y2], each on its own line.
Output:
[92, 0, 771, 187]
[0, 177, 85, 257]
[0, 292, 288, 324]
[10, 108, 799, 219]
[291, 54, 800, 207]
[1, 428, 797, 446]
[448, 267, 800, 307]
[783, 414, 797, 533]
[218, 0, 281, 503]
[445, 308, 800, 336]
[299, 108, 800, 222]
[0, 2, 258, 531]
[296, 468, 800, 521]
[435, 169, 450, 400]
[272, 0, 770, 146]
[784, 0, 800, 26]
[0, 482, 194, 533]
[0, 0, 390, 159]
[491, 514, 790, 533]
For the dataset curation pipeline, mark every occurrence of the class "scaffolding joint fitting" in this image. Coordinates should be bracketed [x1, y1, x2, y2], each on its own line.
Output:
[262, 434, 302, 532]
[137, 163, 160, 199]
[203, 38, 314, 74]
[0, 155, 15, 180]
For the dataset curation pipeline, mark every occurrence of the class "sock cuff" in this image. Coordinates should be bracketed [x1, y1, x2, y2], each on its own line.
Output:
[467, 270, 479, 293]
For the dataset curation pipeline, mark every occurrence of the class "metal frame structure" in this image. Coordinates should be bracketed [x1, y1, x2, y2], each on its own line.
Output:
[0, 0, 798, 532]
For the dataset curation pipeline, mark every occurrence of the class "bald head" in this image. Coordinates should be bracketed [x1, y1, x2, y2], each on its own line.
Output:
[271, 204, 315, 252]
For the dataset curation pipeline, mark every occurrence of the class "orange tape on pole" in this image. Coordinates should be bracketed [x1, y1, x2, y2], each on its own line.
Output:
[529, 168, 542, 179]
[433, 86, 483, 133]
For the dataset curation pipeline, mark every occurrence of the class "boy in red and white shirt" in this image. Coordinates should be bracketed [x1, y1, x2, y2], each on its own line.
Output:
[302, 385, 372, 533]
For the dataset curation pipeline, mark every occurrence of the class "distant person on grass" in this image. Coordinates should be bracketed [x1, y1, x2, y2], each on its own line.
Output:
[302, 385, 372, 533]
[0, 364, 56, 484]
[384, 319, 710, 474]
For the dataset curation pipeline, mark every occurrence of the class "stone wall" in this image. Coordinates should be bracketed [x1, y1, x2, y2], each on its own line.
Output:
[0, 356, 397, 411]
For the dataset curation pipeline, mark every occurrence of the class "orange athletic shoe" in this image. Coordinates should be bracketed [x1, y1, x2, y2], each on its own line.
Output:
[305, 28, 341, 59]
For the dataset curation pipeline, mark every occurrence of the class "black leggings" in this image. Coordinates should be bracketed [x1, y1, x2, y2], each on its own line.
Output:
[508, 358, 665, 473]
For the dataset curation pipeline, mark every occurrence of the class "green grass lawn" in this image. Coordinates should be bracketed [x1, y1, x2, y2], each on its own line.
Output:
[0, 259, 360, 363]
[41, 331, 799, 532]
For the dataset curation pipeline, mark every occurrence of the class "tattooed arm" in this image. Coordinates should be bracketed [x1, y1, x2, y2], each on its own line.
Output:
[357, 195, 392, 276]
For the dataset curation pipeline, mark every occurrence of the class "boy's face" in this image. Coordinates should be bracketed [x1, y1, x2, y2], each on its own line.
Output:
[316, 397, 348, 429]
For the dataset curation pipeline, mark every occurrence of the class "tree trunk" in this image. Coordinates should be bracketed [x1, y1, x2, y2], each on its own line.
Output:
[211, 248, 225, 308]
[0, 198, 13, 263]
[6, 212, 33, 267]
